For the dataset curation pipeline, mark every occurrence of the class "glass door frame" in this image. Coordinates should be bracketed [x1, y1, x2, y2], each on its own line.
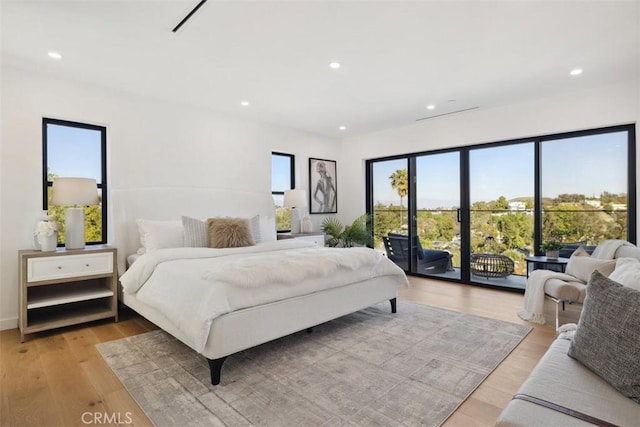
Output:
[365, 124, 636, 291]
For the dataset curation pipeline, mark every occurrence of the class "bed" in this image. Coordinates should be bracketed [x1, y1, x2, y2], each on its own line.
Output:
[112, 187, 408, 385]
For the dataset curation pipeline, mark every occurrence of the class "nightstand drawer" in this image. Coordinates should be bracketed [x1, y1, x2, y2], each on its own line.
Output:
[293, 234, 325, 246]
[27, 252, 114, 282]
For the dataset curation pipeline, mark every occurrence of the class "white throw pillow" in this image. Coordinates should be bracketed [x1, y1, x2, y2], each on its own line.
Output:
[181, 215, 262, 247]
[565, 249, 616, 283]
[136, 219, 184, 252]
[182, 216, 209, 247]
[609, 257, 640, 291]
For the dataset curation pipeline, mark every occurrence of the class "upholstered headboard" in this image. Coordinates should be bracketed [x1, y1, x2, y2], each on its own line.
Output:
[110, 187, 277, 275]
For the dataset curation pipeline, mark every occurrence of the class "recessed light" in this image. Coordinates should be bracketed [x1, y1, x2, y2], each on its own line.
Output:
[329, 62, 341, 69]
[570, 68, 583, 76]
[339, 126, 346, 131]
[426, 105, 435, 110]
[48, 51, 62, 60]
[240, 101, 250, 107]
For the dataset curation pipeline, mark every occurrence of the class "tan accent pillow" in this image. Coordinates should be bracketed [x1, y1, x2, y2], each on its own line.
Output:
[207, 217, 254, 248]
[571, 246, 589, 257]
[565, 249, 615, 283]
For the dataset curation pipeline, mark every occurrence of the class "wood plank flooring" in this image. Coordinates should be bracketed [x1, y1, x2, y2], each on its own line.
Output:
[1, 277, 572, 426]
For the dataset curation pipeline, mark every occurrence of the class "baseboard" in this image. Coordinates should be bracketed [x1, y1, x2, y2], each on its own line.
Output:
[0, 316, 18, 331]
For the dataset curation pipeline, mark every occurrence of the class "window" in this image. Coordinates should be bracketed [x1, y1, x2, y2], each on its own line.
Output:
[367, 124, 635, 290]
[271, 152, 295, 232]
[541, 130, 631, 245]
[43, 118, 107, 245]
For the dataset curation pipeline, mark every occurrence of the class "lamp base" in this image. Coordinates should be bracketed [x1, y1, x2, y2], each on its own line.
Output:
[291, 207, 303, 234]
[65, 208, 86, 250]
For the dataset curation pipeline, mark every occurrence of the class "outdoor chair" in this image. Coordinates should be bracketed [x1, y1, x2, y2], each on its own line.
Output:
[383, 233, 452, 274]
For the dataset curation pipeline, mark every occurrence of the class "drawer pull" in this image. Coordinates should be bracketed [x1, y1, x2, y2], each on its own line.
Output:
[85, 264, 90, 267]
[57, 266, 62, 270]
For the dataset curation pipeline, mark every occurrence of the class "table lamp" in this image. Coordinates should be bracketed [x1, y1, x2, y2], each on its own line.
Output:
[51, 177, 99, 249]
[284, 189, 308, 234]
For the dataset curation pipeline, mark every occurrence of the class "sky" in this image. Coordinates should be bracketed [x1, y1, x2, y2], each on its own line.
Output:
[373, 131, 628, 209]
[47, 124, 102, 183]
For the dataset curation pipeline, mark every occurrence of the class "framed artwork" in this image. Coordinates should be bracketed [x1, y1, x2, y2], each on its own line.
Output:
[309, 158, 337, 214]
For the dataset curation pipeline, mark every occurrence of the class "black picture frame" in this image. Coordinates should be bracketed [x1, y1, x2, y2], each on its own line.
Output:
[309, 158, 337, 214]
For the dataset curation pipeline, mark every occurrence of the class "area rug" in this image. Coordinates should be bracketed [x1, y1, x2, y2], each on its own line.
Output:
[97, 301, 531, 426]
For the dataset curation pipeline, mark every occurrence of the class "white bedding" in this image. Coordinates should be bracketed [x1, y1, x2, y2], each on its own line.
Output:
[119, 239, 408, 352]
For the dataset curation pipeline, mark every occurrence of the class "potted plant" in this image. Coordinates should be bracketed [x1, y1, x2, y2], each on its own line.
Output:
[321, 214, 372, 248]
[540, 240, 563, 259]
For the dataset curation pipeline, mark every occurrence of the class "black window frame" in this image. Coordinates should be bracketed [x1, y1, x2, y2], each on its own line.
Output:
[272, 152, 295, 233]
[271, 151, 295, 196]
[42, 118, 108, 245]
[366, 123, 636, 290]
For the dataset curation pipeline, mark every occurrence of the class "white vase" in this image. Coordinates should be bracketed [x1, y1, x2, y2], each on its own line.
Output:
[38, 232, 58, 252]
[34, 216, 59, 251]
[301, 213, 313, 233]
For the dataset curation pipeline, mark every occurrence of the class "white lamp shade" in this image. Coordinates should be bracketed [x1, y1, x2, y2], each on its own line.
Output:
[283, 189, 308, 208]
[51, 177, 99, 206]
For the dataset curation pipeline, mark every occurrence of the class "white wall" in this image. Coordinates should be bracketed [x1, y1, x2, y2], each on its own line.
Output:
[0, 65, 341, 330]
[340, 79, 640, 228]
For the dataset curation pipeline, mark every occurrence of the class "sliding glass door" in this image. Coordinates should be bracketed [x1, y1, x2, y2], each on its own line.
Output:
[469, 143, 534, 288]
[370, 158, 409, 263]
[366, 124, 635, 291]
[540, 131, 630, 245]
[414, 152, 461, 279]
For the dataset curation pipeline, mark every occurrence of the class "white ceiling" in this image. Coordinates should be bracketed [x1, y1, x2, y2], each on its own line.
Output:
[2, 1, 639, 138]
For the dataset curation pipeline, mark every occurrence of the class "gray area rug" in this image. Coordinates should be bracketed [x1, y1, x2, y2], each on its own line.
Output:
[97, 302, 531, 426]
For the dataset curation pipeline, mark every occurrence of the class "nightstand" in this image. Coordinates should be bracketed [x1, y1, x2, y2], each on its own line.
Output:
[18, 245, 118, 342]
[277, 232, 325, 246]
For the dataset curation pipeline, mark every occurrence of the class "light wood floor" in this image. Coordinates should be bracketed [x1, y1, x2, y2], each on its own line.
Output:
[1, 277, 579, 427]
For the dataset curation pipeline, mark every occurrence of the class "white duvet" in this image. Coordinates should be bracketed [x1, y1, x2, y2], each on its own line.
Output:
[120, 240, 408, 352]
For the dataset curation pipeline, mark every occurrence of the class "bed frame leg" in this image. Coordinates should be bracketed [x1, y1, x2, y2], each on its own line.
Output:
[207, 356, 227, 386]
[390, 298, 397, 313]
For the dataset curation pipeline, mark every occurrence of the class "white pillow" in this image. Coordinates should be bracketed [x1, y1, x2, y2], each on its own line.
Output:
[181, 215, 262, 247]
[259, 215, 277, 242]
[609, 257, 640, 291]
[136, 219, 183, 252]
[182, 216, 208, 247]
[565, 249, 616, 283]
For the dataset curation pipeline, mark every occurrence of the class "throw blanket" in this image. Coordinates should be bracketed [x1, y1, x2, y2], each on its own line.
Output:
[518, 270, 583, 324]
[592, 239, 634, 259]
[518, 239, 634, 324]
[203, 247, 382, 287]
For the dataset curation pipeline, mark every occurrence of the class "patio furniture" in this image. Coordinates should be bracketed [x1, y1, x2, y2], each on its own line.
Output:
[383, 234, 452, 274]
[470, 253, 514, 278]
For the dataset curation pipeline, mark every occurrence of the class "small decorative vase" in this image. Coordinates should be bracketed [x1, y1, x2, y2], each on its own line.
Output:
[301, 212, 313, 233]
[546, 250, 559, 260]
[38, 232, 59, 252]
[34, 215, 59, 251]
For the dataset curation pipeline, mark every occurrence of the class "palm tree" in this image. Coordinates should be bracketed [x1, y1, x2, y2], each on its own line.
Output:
[389, 169, 408, 227]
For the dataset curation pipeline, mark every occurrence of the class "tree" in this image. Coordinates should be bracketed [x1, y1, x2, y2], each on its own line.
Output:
[389, 169, 408, 227]
[389, 169, 408, 207]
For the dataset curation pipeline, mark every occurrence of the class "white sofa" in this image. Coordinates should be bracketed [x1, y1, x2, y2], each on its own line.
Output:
[500, 244, 640, 426]
[495, 337, 640, 426]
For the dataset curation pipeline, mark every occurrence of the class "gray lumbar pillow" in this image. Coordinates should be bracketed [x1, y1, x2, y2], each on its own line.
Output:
[568, 270, 640, 403]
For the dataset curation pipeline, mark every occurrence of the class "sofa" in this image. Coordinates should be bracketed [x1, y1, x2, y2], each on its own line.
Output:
[495, 337, 640, 427]
[499, 251, 640, 427]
